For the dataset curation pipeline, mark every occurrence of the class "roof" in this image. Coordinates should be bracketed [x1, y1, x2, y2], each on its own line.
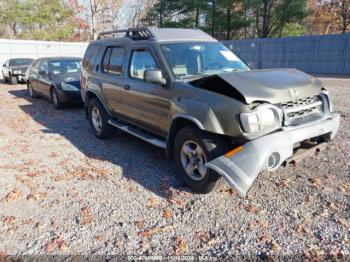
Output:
[96, 27, 217, 43]
[39, 56, 82, 61]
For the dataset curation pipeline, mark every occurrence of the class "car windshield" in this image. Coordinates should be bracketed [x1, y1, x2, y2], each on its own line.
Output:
[9, 59, 34, 66]
[50, 60, 81, 75]
[160, 43, 249, 79]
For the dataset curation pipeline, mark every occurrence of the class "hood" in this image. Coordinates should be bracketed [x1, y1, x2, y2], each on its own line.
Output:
[190, 69, 322, 104]
[11, 65, 31, 71]
[54, 72, 81, 88]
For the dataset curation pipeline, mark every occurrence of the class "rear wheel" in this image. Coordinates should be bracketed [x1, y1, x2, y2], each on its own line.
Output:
[88, 98, 114, 139]
[173, 127, 229, 194]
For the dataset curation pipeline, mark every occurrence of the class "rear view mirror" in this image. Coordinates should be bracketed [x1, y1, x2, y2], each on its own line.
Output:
[144, 69, 166, 86]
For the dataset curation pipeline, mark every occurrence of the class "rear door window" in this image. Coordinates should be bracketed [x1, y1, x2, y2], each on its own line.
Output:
[102, 46, 125, 76]
[83, 44, 100, 73]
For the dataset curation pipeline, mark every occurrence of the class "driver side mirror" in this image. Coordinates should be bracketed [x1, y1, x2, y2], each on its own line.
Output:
[39, 70, 47, 75]
[144, 69, 166, 86]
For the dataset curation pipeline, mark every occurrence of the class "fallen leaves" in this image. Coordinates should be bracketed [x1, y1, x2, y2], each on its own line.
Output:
[245, 204, 259, 214]
[80, 207, 94, 225]
[43, 236, 67, 252]
[26, 192, 47, 201]
[138, 225, 174, 239]
[135, 220, 145, 229]
[173, 236, 186, 255]
[1, 216, 16, 225]
[146, 197, 159, 208]
[248, 220, 269, 230]
[162, 209, 173, 219]
[2, 189, 22, 203]
[308, 178, 321, 186]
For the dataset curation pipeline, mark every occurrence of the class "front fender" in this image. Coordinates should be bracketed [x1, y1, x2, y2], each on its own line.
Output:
[171, 97, 225, 135]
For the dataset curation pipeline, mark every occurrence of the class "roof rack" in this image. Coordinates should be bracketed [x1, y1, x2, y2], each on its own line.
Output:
[97, 28, 155, 41]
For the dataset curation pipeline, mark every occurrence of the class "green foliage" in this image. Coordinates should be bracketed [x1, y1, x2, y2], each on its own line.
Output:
[0, 0, 76, 41]
[280, 22, 307, 37]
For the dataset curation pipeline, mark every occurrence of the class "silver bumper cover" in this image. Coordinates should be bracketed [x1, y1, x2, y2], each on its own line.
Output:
[206, 113, 340, 196]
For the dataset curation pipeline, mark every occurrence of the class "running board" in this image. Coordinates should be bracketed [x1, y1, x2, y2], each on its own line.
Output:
[108, 119, 166, 149]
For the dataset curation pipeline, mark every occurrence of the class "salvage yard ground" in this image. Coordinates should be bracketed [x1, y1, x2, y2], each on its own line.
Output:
[0, 78, 349, 258]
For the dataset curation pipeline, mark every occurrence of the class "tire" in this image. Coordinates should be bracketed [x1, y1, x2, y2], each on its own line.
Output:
[173, 126, 229, 194]
[50, 87, 63, 109]
[27, 82, 37, 98]
[88, 98, 114, 139]
[10, 76, 17, 85]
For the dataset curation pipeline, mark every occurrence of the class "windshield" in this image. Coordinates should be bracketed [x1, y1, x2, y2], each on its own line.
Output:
[9, 59, 34, 66]
[50, 60, 81, 75]
[160, 43, 249, 79]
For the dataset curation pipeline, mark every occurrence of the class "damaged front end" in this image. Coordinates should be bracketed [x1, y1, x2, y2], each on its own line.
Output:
[191, 69, 341, 196]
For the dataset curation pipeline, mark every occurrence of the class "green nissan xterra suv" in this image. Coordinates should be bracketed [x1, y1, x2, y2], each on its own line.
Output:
[81, 28, 340, 196]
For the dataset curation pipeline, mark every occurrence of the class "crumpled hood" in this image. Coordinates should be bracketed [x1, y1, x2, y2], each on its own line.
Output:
[191, 69, 322, 104]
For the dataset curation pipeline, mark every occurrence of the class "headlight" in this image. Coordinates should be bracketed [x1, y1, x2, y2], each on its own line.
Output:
[61, 82, 79, 91]
[240, 105, 282, 134]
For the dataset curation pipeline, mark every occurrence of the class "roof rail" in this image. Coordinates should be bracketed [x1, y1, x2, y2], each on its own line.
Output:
[97, 28, 155, 40]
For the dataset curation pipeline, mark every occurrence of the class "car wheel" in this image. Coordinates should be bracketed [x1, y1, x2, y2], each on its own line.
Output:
[10, 76, 17, 85]
[50, 88, 62, 109]
[88, 98, 114, 139]
[173, 126, 229, 194]
[27, 82, 37, 98]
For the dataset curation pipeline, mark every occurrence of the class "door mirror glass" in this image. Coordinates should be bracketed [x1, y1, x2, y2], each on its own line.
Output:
[144, 69, 166, 86]
[39, 70, 46, 75]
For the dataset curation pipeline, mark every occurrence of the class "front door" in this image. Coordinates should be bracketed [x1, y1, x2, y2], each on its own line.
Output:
[37, 60, 51, 97]
[120, 48, 170, 136]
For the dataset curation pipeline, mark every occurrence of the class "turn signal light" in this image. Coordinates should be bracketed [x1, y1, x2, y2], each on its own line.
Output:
[225, 146, 243, 158]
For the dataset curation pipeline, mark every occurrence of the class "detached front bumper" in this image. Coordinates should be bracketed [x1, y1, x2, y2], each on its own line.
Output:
[206, 113, 340, 196]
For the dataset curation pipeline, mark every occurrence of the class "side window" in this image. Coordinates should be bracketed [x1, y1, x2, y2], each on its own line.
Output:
[31, 61, 40, 73]
[39, 61, 49, 74]
[83, 44, 99, 73]
[102, 46, 125, 76]
[129, 50, 159, 80]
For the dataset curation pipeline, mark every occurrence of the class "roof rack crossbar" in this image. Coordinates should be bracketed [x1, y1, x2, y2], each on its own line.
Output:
[97, 28, 155, 40]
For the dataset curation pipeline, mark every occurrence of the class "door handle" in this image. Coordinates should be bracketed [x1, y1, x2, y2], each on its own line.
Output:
[124, 84, 130, 90]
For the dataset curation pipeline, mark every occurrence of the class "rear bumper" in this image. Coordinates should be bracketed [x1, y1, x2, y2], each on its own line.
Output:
[206, 113, 341, 196]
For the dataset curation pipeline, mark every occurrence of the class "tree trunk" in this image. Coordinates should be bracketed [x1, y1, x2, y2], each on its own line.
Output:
[226, 4, 231, 40]
[195, 5, 199, 28]
[211, 0, 216, 36]
[262, 0, 271, 38]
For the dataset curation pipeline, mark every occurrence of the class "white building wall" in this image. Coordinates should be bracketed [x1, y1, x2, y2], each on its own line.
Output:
[0, 39, 89, 78]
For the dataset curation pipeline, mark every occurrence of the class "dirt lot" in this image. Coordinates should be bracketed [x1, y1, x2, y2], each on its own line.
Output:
[0, 78, 349, 259]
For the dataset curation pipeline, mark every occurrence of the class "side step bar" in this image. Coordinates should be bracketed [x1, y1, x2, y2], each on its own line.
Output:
[108, 119, 166, 149]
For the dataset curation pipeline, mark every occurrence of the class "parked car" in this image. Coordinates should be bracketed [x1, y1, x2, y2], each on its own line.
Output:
[27, 57, 82, 109]
[2, 58, 34, 84]
[80, 28, 340, 196]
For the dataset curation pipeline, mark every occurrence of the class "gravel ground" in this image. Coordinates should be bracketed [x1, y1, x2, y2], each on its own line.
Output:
[0, 77, 349, 259]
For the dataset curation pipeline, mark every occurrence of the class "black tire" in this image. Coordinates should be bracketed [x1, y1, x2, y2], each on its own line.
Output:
[27, 82, 37, 98]
[10, 76, 17, 85]
[50, 87, 63, 109]
[173, 126, 229, 194]
[88, 98, 114, 139]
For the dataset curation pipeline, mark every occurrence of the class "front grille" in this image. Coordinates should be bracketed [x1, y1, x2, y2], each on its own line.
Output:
[281, 95, 322, 119]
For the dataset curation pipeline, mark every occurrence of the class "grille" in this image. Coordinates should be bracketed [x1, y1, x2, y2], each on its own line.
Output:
[281, 95, 322, 119]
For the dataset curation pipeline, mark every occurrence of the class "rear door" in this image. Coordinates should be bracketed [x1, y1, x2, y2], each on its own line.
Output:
[97, 45, 126, 114]
[120, 47, 170, 136]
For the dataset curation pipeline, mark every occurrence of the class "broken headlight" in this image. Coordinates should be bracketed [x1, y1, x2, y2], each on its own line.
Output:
[240, 105, 282, 134]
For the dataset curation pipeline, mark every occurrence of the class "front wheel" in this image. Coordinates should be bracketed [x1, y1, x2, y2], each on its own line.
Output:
[88, 98, 114, 139]
[173, 127, 229, 194]
[27, 82, 37, 98]
[51, 88, 63, 109]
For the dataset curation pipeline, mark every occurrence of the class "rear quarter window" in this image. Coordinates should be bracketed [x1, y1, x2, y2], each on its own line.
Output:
[82, 44, 100, 73]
